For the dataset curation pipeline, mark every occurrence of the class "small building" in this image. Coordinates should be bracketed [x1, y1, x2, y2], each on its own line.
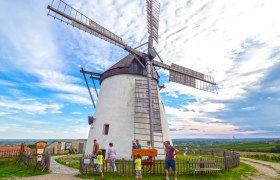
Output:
[45, 139, 87, 154]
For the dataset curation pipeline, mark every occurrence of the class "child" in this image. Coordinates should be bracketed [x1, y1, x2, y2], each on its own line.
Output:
[97, 150, 105, 178]
[134, 153, 142, 180]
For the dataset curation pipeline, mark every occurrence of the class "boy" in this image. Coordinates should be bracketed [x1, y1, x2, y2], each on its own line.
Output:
[97, 150, 105, 178]
[135, 153, 142, 180]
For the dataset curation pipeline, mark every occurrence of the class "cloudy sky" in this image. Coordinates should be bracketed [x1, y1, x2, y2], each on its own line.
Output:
[0, 0, 279, 139]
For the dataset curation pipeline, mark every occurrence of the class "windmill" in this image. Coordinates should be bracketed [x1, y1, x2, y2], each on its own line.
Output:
[47, 0, 217, 159]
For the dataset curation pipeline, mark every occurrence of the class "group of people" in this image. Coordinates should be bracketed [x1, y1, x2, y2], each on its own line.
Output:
[92, 139, 117, 178]
[92, 139, 179, 180]
[132, 139, 179, 180]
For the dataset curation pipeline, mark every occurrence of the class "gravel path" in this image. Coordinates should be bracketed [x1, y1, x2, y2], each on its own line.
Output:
[17, 155, 82, 180]
[241, 157, 280, 180]
[50, 155, 79, 175]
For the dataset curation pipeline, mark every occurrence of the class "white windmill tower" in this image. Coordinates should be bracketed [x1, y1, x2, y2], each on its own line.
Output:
[47, 0, 218, 159]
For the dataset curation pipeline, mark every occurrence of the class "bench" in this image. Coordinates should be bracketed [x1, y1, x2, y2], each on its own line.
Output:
[187, 160, 222, 175]
[194, 168, 222, 172]
[141, 160, 154, 166]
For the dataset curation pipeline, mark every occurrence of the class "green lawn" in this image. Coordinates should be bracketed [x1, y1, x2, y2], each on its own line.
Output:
[0, 157, 49, 179]
[55, 154, 82, 169]
[201, 142, 280, 153]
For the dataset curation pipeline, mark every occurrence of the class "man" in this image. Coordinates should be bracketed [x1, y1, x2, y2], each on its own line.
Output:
[93, 139, 99, 156]
[164, 140, 179, 180]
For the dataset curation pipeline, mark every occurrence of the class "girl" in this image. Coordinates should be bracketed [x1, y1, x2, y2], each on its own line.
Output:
[135, 153, 142, 180]
[97, 150, 105, 178]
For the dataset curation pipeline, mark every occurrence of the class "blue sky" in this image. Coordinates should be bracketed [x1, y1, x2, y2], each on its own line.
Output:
[0, 0, 279, 139]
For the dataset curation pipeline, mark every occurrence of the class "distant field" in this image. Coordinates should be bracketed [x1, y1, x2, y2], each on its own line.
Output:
[202, 142, 280, 152]
[174, 141, 280, 153]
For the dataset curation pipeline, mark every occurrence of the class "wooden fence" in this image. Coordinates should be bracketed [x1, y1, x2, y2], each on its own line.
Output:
[0, 149, 31, 158]
[19, 151, 51, 170]
[80, 151, 240, 176]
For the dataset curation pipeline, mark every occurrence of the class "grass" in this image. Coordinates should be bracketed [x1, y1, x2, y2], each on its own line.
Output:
[244, 154, 280, 163]
[55, 154, 82, 169]
[51, 153, 83, 157]
[201, 142, 280, 153]
[75, 162, 256, 180]
[176, 154, 221, 160]
[0, 157, 49, 179]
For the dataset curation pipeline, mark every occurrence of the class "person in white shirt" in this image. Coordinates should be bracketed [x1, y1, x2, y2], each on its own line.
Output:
[107, 142, 117, 172]
[146, 140, 152, 173]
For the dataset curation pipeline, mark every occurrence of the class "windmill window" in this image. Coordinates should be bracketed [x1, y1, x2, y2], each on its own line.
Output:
[103, 124, 109, 135]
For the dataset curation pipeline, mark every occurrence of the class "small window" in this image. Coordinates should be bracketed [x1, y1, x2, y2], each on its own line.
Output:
[103, 124, 109, 135]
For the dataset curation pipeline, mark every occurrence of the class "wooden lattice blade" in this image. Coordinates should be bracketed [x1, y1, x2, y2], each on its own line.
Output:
[47, 0, 142, 57]
[146, 0, 160, 43]
[153, 60, 218, 93]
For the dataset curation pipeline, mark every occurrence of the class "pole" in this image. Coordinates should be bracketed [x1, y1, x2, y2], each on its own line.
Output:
[81, 68, 96, 108]
[146, 56, 154, 148]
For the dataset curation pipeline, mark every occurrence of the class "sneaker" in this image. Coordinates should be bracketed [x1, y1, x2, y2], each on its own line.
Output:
[174, 178, 177, 180]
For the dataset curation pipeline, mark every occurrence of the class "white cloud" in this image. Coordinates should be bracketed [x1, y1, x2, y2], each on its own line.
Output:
[0, 96, 63, 115]
[56, 93, 93, 105]
[241, 106, 256, 111]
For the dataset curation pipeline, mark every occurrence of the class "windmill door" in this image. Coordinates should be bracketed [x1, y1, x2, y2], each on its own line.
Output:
[78, 143, 84, 153]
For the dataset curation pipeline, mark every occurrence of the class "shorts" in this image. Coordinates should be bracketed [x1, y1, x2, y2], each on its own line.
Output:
[164, 160, 176, 170]
[135, 170, 142, 178]
[96, 164, 102, 171]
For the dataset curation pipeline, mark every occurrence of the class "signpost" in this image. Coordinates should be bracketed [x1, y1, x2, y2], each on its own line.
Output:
[35, 141, 47, 169]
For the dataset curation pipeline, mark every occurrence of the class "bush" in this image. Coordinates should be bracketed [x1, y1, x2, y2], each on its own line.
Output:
[271, 145, 280, 153]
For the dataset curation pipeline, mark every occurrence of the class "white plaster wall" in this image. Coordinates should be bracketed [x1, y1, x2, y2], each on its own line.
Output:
[85, 74, 171, 159]
[159, 94, 172, 145]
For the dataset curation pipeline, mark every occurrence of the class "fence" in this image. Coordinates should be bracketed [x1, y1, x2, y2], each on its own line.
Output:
[80, 151, 240, 176]
[0, 149, 31, 158]
[20, 151, 51, 170]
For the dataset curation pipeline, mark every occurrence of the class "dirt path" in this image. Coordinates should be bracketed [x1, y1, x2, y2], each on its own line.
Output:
[241, 157, 280, 180]
[17, 155, 82, 180]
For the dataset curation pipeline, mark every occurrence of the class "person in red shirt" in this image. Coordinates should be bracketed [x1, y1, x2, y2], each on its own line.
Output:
[164, 141, 179, 180]
[93, 139, 99, 156]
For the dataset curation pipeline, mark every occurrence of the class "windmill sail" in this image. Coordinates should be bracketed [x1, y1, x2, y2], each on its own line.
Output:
[47, 0, 142, 57]
[153, 61, 218, 93]
[146, 0, 160, 43]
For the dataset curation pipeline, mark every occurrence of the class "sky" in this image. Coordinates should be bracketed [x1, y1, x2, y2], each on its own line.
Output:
[0, 0, 279, 139]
